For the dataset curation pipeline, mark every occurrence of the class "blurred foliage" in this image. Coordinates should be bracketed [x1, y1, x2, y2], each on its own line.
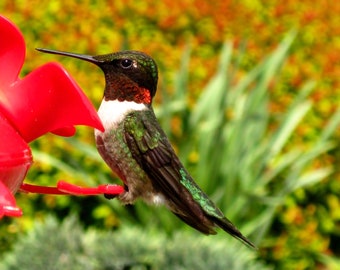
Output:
[0, 1, 339, 270]
[0, 215, 271, 270]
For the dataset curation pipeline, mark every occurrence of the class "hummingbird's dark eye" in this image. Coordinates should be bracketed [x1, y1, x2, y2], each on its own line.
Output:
[120, 59, 133, 69]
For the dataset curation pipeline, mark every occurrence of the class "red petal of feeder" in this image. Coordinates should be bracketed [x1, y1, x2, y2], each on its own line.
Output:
[0, 16, 25, 87]
[2, 62, 104, 142]
[0, 15, 104, 142]
[0, 15, 107, 218]
[0, 113, 32, 217]
[0, 181, 23, 218]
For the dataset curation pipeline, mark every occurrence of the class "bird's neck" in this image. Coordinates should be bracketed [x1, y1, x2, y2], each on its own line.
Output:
[103, 75, 152, 104]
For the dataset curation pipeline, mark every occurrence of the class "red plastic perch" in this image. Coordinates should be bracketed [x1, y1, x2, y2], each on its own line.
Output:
[20, 181, 124, 196]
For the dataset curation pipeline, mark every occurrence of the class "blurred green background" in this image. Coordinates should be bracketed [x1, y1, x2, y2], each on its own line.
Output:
[1, 1, 339, 269]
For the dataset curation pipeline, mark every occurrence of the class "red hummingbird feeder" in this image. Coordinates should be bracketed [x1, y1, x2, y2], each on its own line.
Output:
[0, 15, 124, 219]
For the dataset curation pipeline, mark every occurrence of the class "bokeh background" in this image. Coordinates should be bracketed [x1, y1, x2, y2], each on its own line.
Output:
[1, 1, 339, 269]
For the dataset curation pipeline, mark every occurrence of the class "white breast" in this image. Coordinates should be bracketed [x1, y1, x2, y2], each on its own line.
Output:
[95, 99, 147, 134]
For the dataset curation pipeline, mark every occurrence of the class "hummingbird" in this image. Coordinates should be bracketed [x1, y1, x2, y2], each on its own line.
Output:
[37, 48, 255, 248]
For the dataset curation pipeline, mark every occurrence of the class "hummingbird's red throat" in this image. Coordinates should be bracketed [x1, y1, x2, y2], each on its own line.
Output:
[134, 87, 151, 104]
[105, 77, 152, 104]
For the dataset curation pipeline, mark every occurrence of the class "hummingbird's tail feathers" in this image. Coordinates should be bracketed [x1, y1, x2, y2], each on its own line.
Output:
[174, 209, 256, 249]
[173, 212, 217, 235]
[210, 216, 257, 249]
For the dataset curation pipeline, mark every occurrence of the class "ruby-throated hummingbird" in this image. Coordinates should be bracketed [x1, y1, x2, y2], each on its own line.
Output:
[37, 48, 255, 248]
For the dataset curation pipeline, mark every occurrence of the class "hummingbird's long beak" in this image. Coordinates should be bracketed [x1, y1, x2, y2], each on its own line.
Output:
[36, 48, 102, 65]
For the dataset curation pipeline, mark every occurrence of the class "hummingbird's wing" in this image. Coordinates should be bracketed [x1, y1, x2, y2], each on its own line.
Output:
[124, 110, 217, 234]
[124, 109, 255, 247]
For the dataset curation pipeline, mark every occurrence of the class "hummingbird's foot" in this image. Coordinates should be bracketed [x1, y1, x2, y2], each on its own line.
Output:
[116, 184, 142, 204]
[104, 193, 118, 199]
